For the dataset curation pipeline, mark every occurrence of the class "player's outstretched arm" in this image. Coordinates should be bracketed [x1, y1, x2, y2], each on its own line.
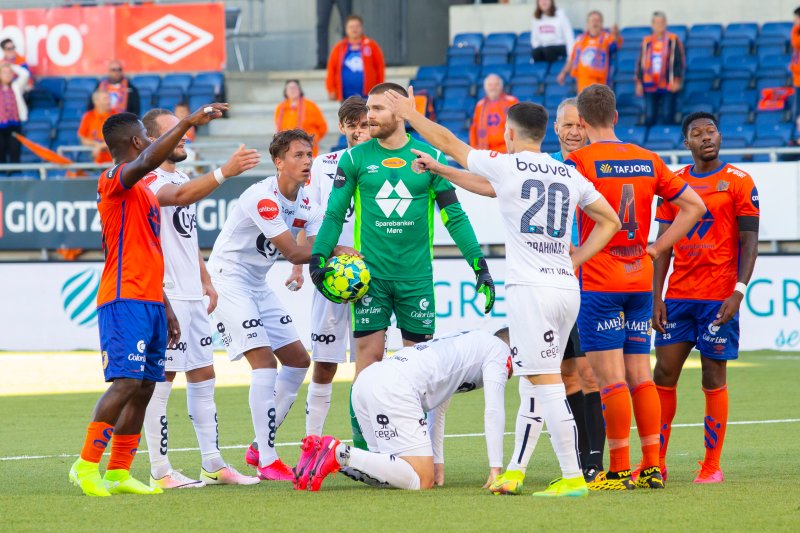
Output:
[652, 223, 672, 333]
[571, 195, 621, 269]
[410, 149, 496, 198]
[647, 186, 705, 260]
[121, 103, 228, 189]
[156, 144, 261, 207]
[482, 380, 506, 488]
[384, 87, 472, 168]
[430, 398, 450, 486]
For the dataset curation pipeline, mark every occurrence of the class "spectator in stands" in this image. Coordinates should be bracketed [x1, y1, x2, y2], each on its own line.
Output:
[791, 7, 800, 120]
[469, 74, 518, 152]
[78, 89, 113, 164]
[557, 10, 620, 93]
[1, 39, 30, 76]
[95, 60, 139, 116]
[316, 0, 352, 70]
[174, 102, 196, 143]
[530, 0, 574, 63]
[635, 11, 685, 126]
[0, 62, 29, 166]
[275, 79, 328, 156]
[326, 14, 385, 101]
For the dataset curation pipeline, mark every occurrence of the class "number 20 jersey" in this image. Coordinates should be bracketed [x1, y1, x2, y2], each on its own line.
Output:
[567, 142, 689, 293]
[467, 149, 601, 290]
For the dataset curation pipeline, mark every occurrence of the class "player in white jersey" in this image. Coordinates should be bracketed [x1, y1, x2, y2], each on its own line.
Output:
[208, 129, 357, 481]
[140, 108, 261, 489]
[281, 97, 370, 438]
[294, 329, 512, 491]
[384, 88, 621, 497]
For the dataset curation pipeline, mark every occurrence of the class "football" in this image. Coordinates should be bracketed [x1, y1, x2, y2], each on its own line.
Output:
[322, 254, 370, 302]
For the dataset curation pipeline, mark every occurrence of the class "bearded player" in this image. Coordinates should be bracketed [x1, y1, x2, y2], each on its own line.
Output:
[140, 108, 261, 489]
[69, 104, 226, 497]
[651, 112, 759, 483]
[308, 83, 494, 450]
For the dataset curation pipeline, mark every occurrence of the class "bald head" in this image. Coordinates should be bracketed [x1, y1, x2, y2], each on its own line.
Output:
[108, 60, 124, 83]
[484, 74, 504, 101]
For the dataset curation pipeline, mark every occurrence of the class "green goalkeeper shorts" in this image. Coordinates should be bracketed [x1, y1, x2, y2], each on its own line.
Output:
[351, 278, 435, 336]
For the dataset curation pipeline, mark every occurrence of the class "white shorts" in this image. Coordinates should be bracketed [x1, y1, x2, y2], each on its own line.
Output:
[352, 363, 432, 457]
[507, 284, 580, 376]
[310, 290, 354, 363]
[210, 280, 300, 361]
[165, 299, 215, 372]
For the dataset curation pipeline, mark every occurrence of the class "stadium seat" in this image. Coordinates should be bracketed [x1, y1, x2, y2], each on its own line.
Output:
[61, 89, 90, 111]
[138, 89, 154, 114]
[751, 135, 789, 148]
[27, 108, 60, 127]
[443, 65, 480, 89]
[53, 129, 80, 149]
[65, 76, 98, 94]
[541, 137, 560, 154]
[26, 89, 58, 110]
[720, 43, 752, 63]
[161, 74, 193, 94]
[720, 55, 757, 81]
[719, 112, 751, 129]
[36, 77, 66, 102]
[193, 72, 225, 97]
[439, 118, 468, 134]
[23, 120, 51, 134]
[755, 77, 789, 93]
[156, 87, 184, 110]
[646, 125, 683, 149]
[686, 44, 716, 63]
[616, 50, 639, 74]
[725, 23, 758, 42]
[410, 78, 439, 98]
[614, 80, 636, 97]
[187, 87, 216, 111]
[437, 109, 468, 121]
[682, 79, 714, 95]
[757, 43, 789, 62]
[513, 51, 534, 64]
[754, 110, 788, 128]
[720, 123, 755, 144]
[130, 74, 161, 94]
[721, 78, 753, 94]
[443, 86, 471, 101]
[484, 32, 516, 53]
[480, 64, 513, 84]
[447, 46, 477, 66]
[416, 66, 448, 84]
[620, 26, 649, 48]
[685, 57, 721, 82]
[756, 54, 791, 78]
[719, 88, 756, 114]
[616, 93, 644, 115]
[616, 113, 641, 127]
[509, 82, 541, 100]
[682, 90, 721, 113]
[689, 24, 723, 44]
[517, 32, 532, 47]
[618, 125, 647, 145]
[453, 32, 483, 50]
[543, 82, 572, 98]
[548, 60, 566, 75]
[760, 21, 793, 38]
[667, 25, 688, 43]
[514, 62, 548, 78]
[480, 47, 509, 66]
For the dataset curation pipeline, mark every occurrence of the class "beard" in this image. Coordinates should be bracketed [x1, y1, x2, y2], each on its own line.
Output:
[167, 148, 188, 163]
[369, 120, 398, 140]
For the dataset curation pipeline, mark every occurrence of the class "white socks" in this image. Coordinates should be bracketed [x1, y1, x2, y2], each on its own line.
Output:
[335, 444, 421, 490]
[186, 378, 226, 473]
[305, 381, 333, 436]
[535, 382, 582, 479]
[507, 378, 543, 473]
[250, 368, 278, 467]
[274, 366, 308, 427]
[144, 381, 173, 478]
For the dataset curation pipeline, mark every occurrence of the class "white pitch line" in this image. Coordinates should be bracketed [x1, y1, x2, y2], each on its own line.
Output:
[2, 418, 798, 463]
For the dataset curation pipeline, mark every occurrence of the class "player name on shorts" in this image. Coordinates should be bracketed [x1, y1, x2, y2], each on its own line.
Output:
[527, 241, 566, 253]
[538, 266, 574, 276]
[375, 219, 414, 234]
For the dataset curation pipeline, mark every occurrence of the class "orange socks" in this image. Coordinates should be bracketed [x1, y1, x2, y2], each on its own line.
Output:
[79, 422, 114, 464]
[657, 385, 677, 469]
[106, 434, 141, 471]
[601, 382, 632, 473]
[703, 385, 728, 471]
[632, 380, 661, 469]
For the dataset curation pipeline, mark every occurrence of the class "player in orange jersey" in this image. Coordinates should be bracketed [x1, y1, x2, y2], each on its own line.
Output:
[566, 85, 705, 490]
[652, 112, 759, 484]
[69, 104, 227, 497]
[557, 11, 620, 92]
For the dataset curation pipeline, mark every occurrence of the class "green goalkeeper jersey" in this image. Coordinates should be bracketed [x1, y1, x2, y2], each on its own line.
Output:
[312, 135, 483, 280]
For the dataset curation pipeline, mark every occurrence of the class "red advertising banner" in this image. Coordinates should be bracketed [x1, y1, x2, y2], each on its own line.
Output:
[0, 3, 225, 76]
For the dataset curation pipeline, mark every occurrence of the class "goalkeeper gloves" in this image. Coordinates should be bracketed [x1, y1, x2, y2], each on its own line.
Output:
[473, 257, 495, 314]
[309, 253, 343, 304]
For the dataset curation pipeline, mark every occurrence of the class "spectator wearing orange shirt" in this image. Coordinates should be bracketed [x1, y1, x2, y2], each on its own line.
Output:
[469, 74, 518, 152]
[326, 14, 385, 101]
[275, 80, 328, 156]
[791, 7, 800, 120]
[557, 11, 620, 93]
[95, 60, 140, 116]
[635, 11, 685, 126]
[78, 90, 113, 164]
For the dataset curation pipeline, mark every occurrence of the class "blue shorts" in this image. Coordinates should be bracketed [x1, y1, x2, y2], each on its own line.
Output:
[654, 300, 739, 360]
[578, 291, 653, 354]
[98, 300, 167, 382]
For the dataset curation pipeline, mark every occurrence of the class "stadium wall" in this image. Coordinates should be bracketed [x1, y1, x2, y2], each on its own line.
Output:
[3, 257, 799, 352]
[450, 0, 800, 39]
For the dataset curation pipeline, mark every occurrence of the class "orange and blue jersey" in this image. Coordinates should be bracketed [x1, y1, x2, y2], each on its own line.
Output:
[569, 31, 618, 92]
[656, 162, 760, 302]
[469, 93, 519, 152]
[567, 141, 688, 294]
[96, 163, 164, 308]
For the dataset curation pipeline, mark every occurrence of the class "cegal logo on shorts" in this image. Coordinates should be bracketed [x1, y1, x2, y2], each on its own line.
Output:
[136, 340, 146, 353]
[126, 14, 214, 65]
[257, 199, 279, 220]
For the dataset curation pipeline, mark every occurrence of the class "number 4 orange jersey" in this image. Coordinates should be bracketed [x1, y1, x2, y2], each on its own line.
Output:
[567, 141, 689, 292]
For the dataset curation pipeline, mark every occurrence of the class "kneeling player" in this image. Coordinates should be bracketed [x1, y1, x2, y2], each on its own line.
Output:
[651, 112, 759, 483]
[293, 330, 512, 491]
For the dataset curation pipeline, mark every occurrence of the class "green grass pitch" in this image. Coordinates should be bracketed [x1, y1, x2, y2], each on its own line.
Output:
[1, 352, 798, 532]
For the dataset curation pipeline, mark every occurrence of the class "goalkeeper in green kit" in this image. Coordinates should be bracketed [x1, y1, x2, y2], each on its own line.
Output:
[310, 83, 495, 451]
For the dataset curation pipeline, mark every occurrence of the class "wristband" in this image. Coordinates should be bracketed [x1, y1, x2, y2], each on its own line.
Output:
[734, 282, 747, 294]
[213, 168, 226, 184]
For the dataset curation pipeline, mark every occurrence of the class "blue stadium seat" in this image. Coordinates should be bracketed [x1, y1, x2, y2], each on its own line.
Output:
[721, 78, 752, 94]
[720, 123, 755, 144]
[61, 90, 90, 111]
[757, 44, 789, 62]
[437, 109, 469, 121]
[513, 51, 535, 65]
[26, 89, 58, 110]
[187, 87, 216, 110]
[544, 93, 570, 109]
[130, 74, 161, 94]
[156, 87, 184, 110]
[755, 77, 789, 93]
[517, 32, 532, 47]
[514, 62, 548, 78]
[720, 43, 752, 62]
[677, 155, 694, 164]
[27, 108, 60, 127]
[23, 120, 51, 134]
[480, 64, 513, 84]
[719, 88, 756, 114]
[484, 32, 516, 53]
[447, 46, 477, 66]
[480, 46, 509, 66]
[443, 86, 470, 101]
[58, 108, 84, 124]
[541, 138, 560, 154]
[193, 72, 225, 96]
[756, 122, 793, 142]
[416, 66, 447, 83]
[547, 60, 566, 74]
[751, 135, 788, 148]
[543, 82, 572, 98]
[685, 45, 716, 64]
[65, 76, 98, 93]
[756, 54, 791, 78]
[440, 96, 476, 112]
[668, 25, 688, 43]
[443, 65, 480, 89]
[453, 33, 483, 50]
[509, 82, 541, 100]
[685, 57, 721, 82]
[725, 23, 758, 42]
[138, 89, 153, 114]
[722, 138, 749, 149]
[36, 77, 66, 101]
[646, 125, 683, 149]
[616, 113, 641, 128]
[410, 78, 439, 98]
[682, 79, 714, 95]
[439, 119, 468, 135]
[53, 129, 80, 148]
[760, 22, 793, 38]
[161, 74, 193, 93]
[682, 90, 721, 113]
[754, 110, 788, 127]
[720, 55, 757, 81]
[616, 50, 639, 74]
[616, 93, 644, 115]
[719, 112, 751, 128]
[620, 26, 650, 45]
[618, 125, 647, 145]
[614, 80, 636, 96]
[689, 24, 723, 43]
